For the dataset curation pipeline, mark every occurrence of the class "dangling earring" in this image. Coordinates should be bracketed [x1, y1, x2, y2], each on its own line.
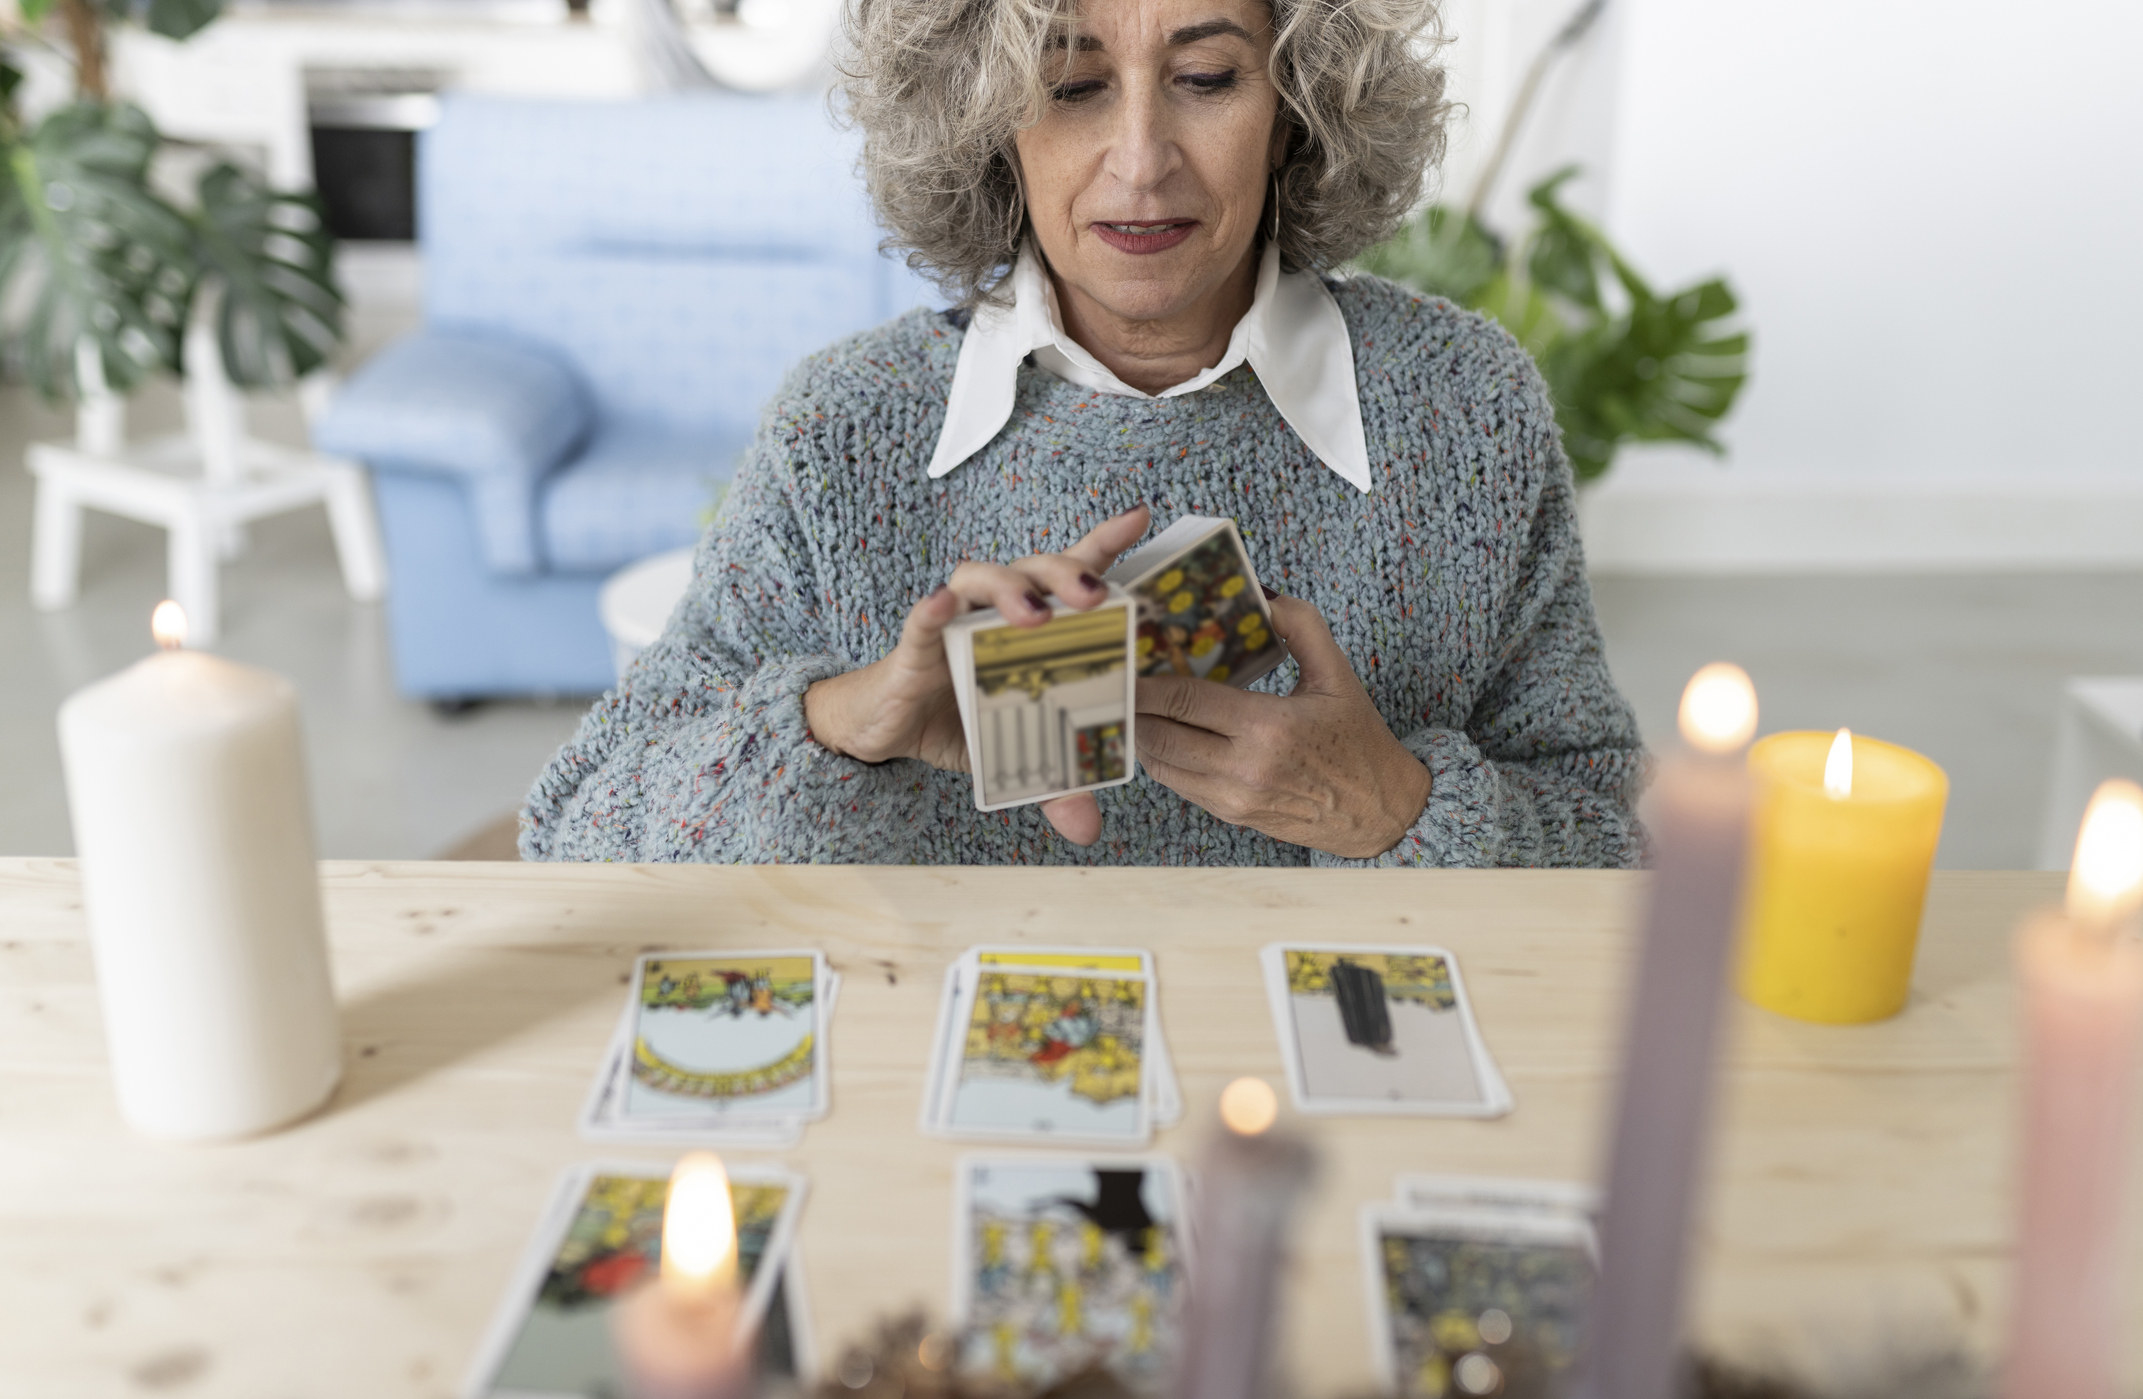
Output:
[1268, 171, 1282, 247]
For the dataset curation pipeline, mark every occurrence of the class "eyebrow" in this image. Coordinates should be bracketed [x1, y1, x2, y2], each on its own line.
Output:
[1051, 17, 1257, 50]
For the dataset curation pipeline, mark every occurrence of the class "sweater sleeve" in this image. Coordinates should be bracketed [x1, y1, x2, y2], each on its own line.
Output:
[517, 427, 935, 864]
[1313, 430, 1647, 872]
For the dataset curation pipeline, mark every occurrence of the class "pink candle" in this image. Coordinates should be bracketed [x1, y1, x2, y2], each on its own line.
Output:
[2004, 780, 2143, 1399]
[1176, 1078, 1315, 1399]
[613, 1153, 755, 1399]
[1583, 664, 1758, 1399]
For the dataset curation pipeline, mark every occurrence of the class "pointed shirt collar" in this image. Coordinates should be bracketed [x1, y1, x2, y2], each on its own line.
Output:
[926, 241, 1373, 493]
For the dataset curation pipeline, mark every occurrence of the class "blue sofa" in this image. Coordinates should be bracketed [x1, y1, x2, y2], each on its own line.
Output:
[317, 94, 932, 699]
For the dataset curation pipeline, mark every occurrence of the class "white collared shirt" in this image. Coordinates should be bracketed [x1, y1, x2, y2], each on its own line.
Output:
[925, 241, 1373, 493]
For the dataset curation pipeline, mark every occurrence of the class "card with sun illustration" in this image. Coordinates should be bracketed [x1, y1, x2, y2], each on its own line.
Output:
[1105, 515, 1286, 689]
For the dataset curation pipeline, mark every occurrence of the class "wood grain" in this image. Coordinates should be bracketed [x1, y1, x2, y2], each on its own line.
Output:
[0, 861, 2105, 1397]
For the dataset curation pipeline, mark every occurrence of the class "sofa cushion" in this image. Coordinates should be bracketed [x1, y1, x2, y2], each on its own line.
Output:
[316, 330, 591, 575]
[537, 421, 744, 574]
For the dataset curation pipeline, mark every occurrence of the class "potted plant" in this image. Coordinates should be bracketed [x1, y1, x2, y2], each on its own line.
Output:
[1358, 0, 1748, 483]
[0, 0, 345, 402]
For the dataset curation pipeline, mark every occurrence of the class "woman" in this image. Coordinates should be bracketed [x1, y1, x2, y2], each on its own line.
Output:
[521, 0, 1645, 866]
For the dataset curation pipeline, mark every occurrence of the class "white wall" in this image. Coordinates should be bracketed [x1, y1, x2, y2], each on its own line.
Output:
[1439, 0, 2143, 567]
[1605, 0, 2143, 490]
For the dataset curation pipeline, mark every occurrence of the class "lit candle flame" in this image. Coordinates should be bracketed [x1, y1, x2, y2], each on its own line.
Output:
[661, 1153, 738, 1294]
[2068, 779, 2143, 936]
[1824, 728, 1853, 799]
[1218, 1076, 1278, 1136]
[1677, 663, 1758, 755]
[150, 600, 188, 651]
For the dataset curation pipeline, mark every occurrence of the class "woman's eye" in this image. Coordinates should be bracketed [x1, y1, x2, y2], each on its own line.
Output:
[1180, 70, 1239, 93]
[1052, 80, 1105, 103]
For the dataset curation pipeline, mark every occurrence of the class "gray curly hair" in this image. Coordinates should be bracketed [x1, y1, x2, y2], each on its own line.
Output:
[837, 0, 1449, 306]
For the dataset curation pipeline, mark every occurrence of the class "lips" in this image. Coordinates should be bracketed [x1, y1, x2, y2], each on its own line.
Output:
[1091, 221, 1197, 254]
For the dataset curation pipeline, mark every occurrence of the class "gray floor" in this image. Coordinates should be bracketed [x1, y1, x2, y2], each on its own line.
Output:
[5, 379, 2140, 864]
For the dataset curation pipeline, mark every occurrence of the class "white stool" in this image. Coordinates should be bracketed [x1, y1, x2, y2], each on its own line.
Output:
[2038, 677, 2143, 868]
[26, 325, 387, 644]
[599, 547, 696, 680]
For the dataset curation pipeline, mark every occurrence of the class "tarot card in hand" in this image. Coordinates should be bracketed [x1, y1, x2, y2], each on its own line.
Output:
[1261, 944, 1511, 1117]
[1105, 515, 1285, 689]
[945, 595, 1137, 811]
[462, 1161, 805, 1399]
[943, 968, 1151, 1143]
[953, 1155, 1190, 1393]
[622, 952, 826, 1124]
[1360, 1203, 1594, 1399]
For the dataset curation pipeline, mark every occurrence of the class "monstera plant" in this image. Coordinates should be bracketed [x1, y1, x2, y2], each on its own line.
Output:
[1358, 1, 1748, 482]
[0, 0, 343, 401]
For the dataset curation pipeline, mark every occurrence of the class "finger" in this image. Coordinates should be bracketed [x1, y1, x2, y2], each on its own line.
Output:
[947, 560, 1056, 626]
[1267, 595, 1360, 698]
[1136, 675, 1261, 736]
[1134, 712, 1232, 775]
[1006, 552, 1112, 610]
[890, 584, 962, 664]
[1041, 792, 1103, 846]
[1063, 504, 1153, 574]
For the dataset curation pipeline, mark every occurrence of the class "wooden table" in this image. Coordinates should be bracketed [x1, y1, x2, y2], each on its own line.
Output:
[0, 862, 2109, 1397]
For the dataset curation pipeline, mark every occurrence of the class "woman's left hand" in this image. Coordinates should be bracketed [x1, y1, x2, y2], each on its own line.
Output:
[1134, 595, 1432, 859]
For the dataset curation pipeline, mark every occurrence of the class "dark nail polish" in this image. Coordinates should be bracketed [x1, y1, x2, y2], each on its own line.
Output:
[1260, 583, 1280, 601]
[1025, 591, 1049, 613]
[1079, 573, 1102, 591]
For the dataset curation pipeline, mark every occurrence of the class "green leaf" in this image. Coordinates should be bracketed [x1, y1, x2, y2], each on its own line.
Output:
[0, 100, 191, 399]
[1353, 203, 1505, 307]
[141, 0, 223, 40]
[188, 160, 344, 385]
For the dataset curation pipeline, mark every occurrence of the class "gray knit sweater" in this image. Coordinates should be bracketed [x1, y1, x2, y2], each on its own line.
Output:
[520, 273, 1645, 867]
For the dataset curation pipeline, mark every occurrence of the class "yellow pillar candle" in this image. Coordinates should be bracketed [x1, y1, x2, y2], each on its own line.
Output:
[1737, 729, 1949, 1023]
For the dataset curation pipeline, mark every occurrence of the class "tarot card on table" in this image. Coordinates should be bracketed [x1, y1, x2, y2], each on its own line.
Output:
[922, 948, 1159, 1144]
[1359, 1203, 1595, 1399]
[944, 593, 1137, 811]
[462, 1160, 807, 1399]
[922, 948, 1179, 1139]
[1260, 944, 1511, 1117]
[952, 1155, 1191, 1393]
[580, 950, 837, 1146]
[1105, 514, 1286, 689]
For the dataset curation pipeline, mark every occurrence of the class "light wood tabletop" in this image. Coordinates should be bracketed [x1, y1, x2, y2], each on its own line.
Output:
[0, 860, 2114, 1397]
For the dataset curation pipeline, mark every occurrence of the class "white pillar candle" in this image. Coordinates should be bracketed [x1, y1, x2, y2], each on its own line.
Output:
[57, 602, 341, 1141]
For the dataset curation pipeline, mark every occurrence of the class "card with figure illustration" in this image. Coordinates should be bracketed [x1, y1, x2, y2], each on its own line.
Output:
[618, 951, 827, 1124]
[952, 1155, 1190, 1393]
[1260, 944, 1511, 1117]
[1105, 515, 1286, 689]
[941, 968, 1152, 1143]
[461, 1160, 806, 1399]
[967, 948, 1179, 1125]
[1359, 1203, 1595, 1399]
[944, 593, 1138, 812]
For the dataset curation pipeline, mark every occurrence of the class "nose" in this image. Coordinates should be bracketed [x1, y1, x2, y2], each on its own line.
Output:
[1101, 81, 1180, 194]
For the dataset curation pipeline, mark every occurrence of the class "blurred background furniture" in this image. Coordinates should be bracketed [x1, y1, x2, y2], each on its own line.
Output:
[2037, 677, 2143, 868]
[316, 92, 932, 700]
[27, 323, 386, 646]
[600, 547, 696, 681]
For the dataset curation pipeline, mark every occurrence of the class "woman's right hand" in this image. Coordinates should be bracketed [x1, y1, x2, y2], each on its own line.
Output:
[802, 505, 1152, 842]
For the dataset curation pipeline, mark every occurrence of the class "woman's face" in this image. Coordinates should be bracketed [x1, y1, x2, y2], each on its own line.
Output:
[1012, 0, 1282, 329]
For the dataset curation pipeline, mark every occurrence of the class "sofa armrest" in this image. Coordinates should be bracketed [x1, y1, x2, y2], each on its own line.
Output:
[315, 329, 591, 575]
